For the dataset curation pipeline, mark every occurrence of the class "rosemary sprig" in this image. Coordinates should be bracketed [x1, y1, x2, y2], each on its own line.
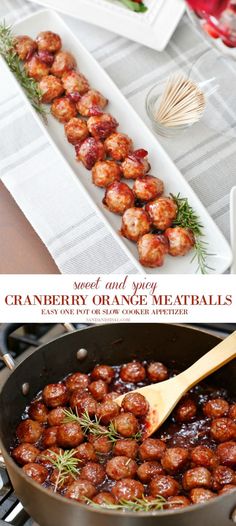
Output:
[86, 495, 167, 512]
[44, 449, 80, 492]
[171, 193, 215, 274]
[119, 0, 148, 12]
[0, 22, 47, 121]
[63, 408, 142, 443]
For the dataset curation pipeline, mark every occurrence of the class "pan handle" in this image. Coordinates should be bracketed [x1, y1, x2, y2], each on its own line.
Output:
[0, 323, 23, 370]
[63, 323, 93, 332]
[0, 323, 93, 371]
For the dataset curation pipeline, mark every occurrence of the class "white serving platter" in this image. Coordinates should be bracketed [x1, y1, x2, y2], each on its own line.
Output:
[26, 0, 185, 52]
[1, 9, 232, 275]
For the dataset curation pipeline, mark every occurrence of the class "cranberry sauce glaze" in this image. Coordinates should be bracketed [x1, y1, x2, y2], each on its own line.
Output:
[10, 361, 236, 510]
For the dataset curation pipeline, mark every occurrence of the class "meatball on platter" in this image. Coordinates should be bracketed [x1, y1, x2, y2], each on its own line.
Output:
[3, 9, 231, 274]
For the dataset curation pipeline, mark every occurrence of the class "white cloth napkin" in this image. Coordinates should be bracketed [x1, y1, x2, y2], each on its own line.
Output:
[0, 0, 234, 274]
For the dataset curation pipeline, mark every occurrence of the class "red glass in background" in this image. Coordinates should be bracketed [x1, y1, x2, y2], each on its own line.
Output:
[187, 0, 228, 15]
[186, 0, 236, 47]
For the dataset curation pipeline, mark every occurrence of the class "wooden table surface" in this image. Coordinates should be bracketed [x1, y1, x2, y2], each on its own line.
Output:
[0, 182, 59, 274]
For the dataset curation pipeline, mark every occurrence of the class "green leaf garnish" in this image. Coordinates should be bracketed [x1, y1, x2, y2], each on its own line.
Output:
[119, 0, 148, 12]
[63, 408, 142, 443]
[44, 449, 81, 492]
[0, 22, 47, 121]
[86, 495, 167, 511]
[171, 193, 215, 274]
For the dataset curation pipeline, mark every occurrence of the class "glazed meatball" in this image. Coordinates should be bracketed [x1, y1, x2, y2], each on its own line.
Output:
[42, 383, 68, 408]
[137, 233, 168, 268]
[120, 361, 146, 383]
[104, 392, 120, 402]
[70, 392, 97, 417]
[133, 176, 164, 202]
[65, 372, 90, 393]
[182, 467, 212, 490]
[62, 70, 90, 99]
[77, 90, 108, 117]
[104, 133, 133, 162]
[150, 475, 180, 498]
[48, 407, 66, 427]
[92, 161, 121, 188]
[51, 51, 76, 77]
[190, 488, 216, 504]
[75, 137, 105, 170]
[97, 400, 120, 425]
[16, 419, 42, 444]
[137, 461, 164, 483]
[147, 362, 168, 383]
[12, 443, 40, 466]
[191, 446, 217, 469]
[14, 35, 37, 61]
[112, 478, 144, 501]
[161, 447, 189, 474]
[80, 462, 106, 485]
[219, 484, 236, 495]
[38, 75, 64, 103]
[64, 118, 89, 145]
[74, 443, 97, 463]
[106, 456, 137, 480]
[36, 447, 62, 468]
[121, 149, 150, 180]
[36, 31, 61, 53]
[145, 196, 177, 230]
[121, 393, 149, 417]
[28, 401, 48, 423]
[51, 97, 77, 123]
[23, 463, 48, 484]
[113, 439, 138, 459]
[88, 380, 108, 401]
[91, 364, 115, 384]
[210, 418, 236, 442]
[57, 422, 84, 448]
[212, 465, 236, 490]
[87, 113, 118, 140]
[165, 496, 191, 509]
[229, 404, 236, 420]
[216, 442, 236, 467]
[203, 398, 229, 419]
[37, 50, 55, 66]
[175, 398, 197, 423]
[65, 479, 96, 502]
[113, 413, 139, 438]
[121, 208, 151, 242]
[42, 426, 58, 449]
[165, 227, 195, 257]
[88, 433, 113, 455]
[139, 438, 166, 461]
[24, 54, 50, 81]
[93, 492, 116, 506]
[50, 469, 75, 490]
[103, 182, 135, 215]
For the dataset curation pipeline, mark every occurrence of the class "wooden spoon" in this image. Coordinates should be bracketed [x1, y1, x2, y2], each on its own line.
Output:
[115, 331, 236, 437]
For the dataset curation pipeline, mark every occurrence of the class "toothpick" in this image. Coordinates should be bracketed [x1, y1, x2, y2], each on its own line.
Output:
[154, 74, 205, 128]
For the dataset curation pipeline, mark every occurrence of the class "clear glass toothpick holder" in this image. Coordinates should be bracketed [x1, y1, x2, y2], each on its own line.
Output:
[146, 49, 236, 138]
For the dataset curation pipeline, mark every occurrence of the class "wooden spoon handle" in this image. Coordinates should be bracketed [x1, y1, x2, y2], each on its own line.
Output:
[180, 331, 236, 392]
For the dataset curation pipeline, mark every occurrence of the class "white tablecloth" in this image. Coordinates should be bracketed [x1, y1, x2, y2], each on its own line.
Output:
[0, 0, 235, 273]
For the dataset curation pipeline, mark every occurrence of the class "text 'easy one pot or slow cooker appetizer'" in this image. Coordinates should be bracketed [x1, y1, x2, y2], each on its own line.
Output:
[0, 25, 211, 273]
[11, 361, 236, 512]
